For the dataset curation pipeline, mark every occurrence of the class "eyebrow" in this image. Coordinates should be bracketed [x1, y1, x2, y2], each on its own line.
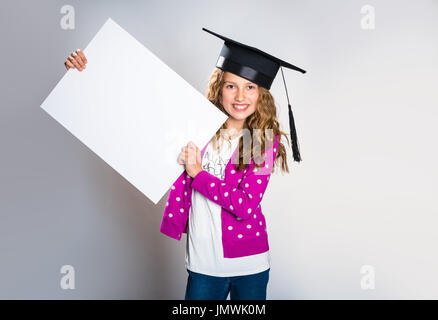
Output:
[224, 81, 255, 85]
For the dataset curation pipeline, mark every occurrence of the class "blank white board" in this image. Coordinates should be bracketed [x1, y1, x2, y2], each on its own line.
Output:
[40, 17, 228, 204]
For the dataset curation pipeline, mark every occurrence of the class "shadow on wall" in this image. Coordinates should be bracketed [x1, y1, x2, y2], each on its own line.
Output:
[80, 156, 187, 299]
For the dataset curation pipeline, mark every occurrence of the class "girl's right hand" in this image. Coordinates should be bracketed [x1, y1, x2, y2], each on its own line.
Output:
[64, 49, 88, 71]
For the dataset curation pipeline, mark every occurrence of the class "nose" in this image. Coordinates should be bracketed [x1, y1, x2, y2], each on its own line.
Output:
[235, 87, 246, 102]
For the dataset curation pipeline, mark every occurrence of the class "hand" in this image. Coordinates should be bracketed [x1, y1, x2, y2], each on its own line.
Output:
[178, 141, 203, 178]
[64, 49, 88, 71]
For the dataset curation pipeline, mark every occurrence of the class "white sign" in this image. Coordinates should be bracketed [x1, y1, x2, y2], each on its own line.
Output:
[41, 17, 228, 204]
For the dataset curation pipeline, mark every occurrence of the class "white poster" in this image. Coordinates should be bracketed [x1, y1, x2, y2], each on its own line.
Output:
[40, 17, 228, 204]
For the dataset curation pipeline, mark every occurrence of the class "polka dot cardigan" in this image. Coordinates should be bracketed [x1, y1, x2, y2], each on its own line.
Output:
[160, 134, 280, 258]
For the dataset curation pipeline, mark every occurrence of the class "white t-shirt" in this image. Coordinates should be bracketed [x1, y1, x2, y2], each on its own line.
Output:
[185, 133, 271, 277]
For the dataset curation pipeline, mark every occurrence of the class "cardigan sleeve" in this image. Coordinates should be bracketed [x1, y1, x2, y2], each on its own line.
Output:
[191, 135, 280, 221]
[160, 169, 192, 239]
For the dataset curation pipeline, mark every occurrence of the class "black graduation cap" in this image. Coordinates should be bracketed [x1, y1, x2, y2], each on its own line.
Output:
[202, 27, 306, 162]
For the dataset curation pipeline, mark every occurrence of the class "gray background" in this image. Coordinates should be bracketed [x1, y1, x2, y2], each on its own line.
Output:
[1, 0, 437, 299]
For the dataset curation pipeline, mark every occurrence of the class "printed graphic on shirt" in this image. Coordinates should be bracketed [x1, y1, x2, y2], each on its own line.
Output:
[202, 150, 230, 180]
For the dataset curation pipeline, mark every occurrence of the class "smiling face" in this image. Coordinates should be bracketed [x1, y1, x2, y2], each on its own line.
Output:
[221, 72, 259, 125]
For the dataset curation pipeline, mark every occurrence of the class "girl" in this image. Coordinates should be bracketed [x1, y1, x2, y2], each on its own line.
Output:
[163, 28, 305, 300]
[171, 69, 290, 300]
[64, 28, 304, 300]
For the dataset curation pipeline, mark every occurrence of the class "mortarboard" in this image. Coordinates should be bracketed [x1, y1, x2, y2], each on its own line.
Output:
[202, 27, 306, 162]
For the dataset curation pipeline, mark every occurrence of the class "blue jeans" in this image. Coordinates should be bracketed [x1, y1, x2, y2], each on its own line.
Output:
[185, 268, 270, 300]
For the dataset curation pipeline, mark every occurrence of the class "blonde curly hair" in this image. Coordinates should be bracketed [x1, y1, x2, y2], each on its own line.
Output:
[205, 68, 291, 174]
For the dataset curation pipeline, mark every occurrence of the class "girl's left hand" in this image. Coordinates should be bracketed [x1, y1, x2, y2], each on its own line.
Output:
[178, 141, 203, 178]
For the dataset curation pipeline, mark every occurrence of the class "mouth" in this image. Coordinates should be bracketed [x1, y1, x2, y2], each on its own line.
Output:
[232, 104, 249, 112]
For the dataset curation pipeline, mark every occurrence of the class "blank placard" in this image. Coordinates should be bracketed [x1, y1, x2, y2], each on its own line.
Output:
[40, 17, 228, 204]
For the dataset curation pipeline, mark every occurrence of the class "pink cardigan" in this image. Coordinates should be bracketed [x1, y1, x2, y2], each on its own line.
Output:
[160, 134, 280, 258]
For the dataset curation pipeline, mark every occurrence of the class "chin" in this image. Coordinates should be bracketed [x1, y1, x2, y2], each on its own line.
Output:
[230, 112, 248, 119]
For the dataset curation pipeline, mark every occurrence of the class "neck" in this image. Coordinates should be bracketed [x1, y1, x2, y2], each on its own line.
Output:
[222, 118, 245, 141]
[225, 118, 245, 134]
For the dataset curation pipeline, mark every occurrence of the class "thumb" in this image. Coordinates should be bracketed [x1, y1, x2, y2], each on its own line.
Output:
[196, 147, 201, 163]
[187, 141, 195, 149]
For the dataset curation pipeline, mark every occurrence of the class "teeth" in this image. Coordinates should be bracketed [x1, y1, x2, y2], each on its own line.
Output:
[234, 104, 249, 110]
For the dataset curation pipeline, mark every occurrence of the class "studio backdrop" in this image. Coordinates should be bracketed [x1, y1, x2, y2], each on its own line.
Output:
[0, 0, 437, 299]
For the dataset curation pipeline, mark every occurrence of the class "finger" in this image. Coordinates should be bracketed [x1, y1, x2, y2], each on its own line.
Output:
[64, 60, 75, 70]
[186, 148, 196, 165]
[76, 49, 87, 64]
[73, 51, 85, 68]
[178, 151, 186, 163]
[180, 153, 187, 165]
[188, 142, 199, 152]
[67, 54, 82, 70]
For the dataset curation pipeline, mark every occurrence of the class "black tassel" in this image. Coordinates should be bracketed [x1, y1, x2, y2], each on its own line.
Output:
[288, 103, 301, 162]
[280, 66, 302, 162]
